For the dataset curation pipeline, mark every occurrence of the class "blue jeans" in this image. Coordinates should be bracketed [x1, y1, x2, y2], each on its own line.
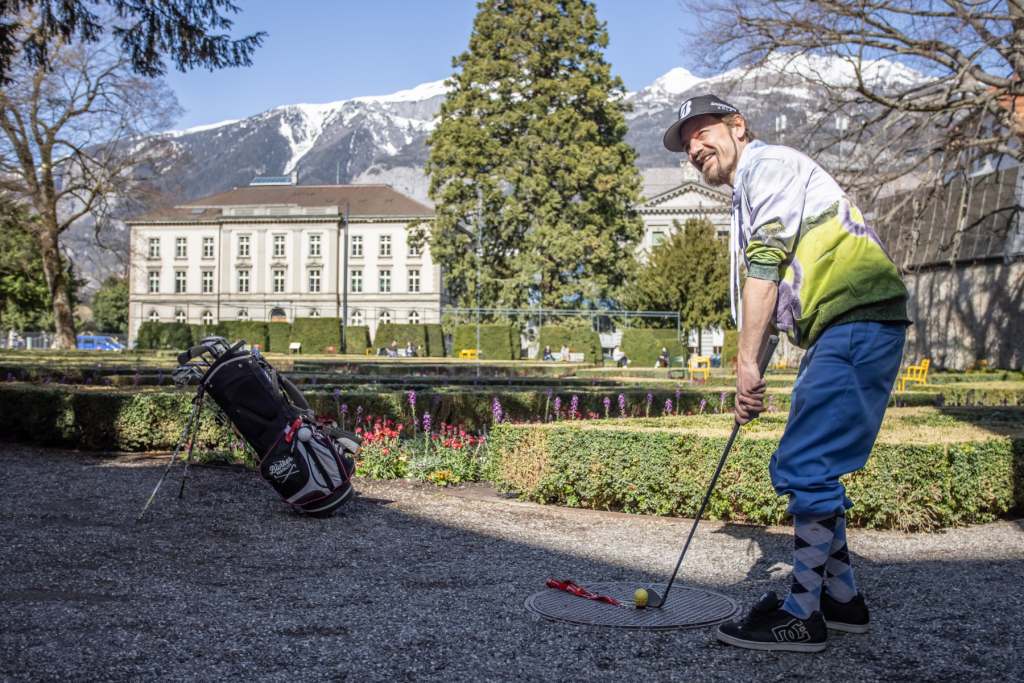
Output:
[770, 321, 906, 519]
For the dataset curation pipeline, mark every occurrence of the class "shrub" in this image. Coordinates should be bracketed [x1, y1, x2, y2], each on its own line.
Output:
[267, 323, 291, 353]
[452, 323, 519, 360]
[354, 418, 409, 479]
[219, 321, 269, 349]
[291, 317, 341, 354]
[136, 322, 192, 350]
[425, 324, 445, 357]
[620, 328, 686, 368]
[407, 426, 487, 485]
[373, 323, 428, 354]
[343, 325, 371, 354]
[537, 325, 603, 364]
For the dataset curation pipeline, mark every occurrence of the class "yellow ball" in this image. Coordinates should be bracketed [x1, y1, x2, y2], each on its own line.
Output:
[633, 588, 648, 609]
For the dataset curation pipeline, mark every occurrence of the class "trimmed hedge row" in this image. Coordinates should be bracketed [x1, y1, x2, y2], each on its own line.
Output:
[487, 408, 1024, 530]
[620, 328, 687, 368]
[425, 324, 445, 357]
[290, 317, 341, 354]
[537, 325, 603, 365]
[452, 324, 519, 360]
[344, 325, 371, 354]
[374, 323, 427, 354]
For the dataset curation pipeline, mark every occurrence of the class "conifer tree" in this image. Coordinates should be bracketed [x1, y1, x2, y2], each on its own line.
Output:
[424, 0, 644, 312]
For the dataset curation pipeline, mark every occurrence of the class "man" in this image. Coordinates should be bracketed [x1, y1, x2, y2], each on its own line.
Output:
[662, 95, 909, 653]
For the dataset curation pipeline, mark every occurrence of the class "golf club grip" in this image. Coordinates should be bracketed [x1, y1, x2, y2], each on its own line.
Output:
[757, 335, 780, 378]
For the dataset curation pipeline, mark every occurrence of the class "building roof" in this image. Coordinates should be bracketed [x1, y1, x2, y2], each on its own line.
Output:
[128, 184, 434, 223]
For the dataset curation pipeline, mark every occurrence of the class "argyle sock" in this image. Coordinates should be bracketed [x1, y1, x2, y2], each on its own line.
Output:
[781, 514, 836, 619]
[824, 513, 858, 602]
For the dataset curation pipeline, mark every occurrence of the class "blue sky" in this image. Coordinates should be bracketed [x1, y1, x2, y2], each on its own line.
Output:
[164, 0, 695, 129]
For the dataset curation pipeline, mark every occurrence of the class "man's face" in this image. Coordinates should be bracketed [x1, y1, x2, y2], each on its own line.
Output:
[679, 114, 746, 186]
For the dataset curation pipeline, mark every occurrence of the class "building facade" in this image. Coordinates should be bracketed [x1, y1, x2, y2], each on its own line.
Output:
[126, 181, 439, 345]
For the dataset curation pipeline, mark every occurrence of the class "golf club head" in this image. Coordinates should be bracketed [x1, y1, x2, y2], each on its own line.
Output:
[645, 587, 665, 608]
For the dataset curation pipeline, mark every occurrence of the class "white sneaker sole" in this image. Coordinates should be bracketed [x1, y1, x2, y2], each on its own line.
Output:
[715, 629, 827, 653]
[825, 620, 870, 634]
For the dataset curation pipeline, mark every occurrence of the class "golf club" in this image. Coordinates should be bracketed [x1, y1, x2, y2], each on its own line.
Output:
[644, 334, 779, 609]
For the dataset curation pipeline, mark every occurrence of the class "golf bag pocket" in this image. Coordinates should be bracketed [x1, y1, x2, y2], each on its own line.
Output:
[260, 424, 357, 516]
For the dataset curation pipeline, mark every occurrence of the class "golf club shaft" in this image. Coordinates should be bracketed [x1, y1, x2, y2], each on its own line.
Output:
[654, 334, 779, 607]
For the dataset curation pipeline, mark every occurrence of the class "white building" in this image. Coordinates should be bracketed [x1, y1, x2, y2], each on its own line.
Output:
[126, 180, 439, 345]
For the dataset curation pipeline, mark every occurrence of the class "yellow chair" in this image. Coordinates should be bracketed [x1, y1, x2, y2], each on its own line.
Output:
[896, 358, 930, 391]
[687, 355, 711, 381]
[458, 348, 479, 360]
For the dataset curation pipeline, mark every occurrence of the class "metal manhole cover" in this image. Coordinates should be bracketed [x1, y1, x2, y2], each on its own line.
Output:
[525, 582, 737, 630]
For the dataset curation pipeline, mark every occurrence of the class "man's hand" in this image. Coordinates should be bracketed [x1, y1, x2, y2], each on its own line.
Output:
[734, 360, 766, 424]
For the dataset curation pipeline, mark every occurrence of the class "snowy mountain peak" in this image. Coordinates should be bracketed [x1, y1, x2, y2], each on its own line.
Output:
[650, 67, 704, 95]
[353, 79, 450, 104]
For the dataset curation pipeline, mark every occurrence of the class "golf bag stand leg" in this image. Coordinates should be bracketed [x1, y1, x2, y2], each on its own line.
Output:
[178, 387, 207, 499]
[648, 334, 779, 609]
[136, 388, 207, 522]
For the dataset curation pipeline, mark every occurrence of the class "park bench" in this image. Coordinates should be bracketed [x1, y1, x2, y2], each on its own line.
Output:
[688, 355, 711, 381]
[896, 358, 930, 391]
[458, 348, 480, 360]
[288, 342, 301, 354]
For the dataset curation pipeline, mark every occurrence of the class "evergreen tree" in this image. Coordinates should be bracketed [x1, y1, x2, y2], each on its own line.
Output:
[627, 218, 730, 337]
[424, 0, 644, 312]
[0, 202, 53, 331]
[92, 276, 129, 333]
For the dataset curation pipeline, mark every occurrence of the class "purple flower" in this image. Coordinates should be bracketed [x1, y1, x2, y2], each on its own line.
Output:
[699, 398, 707, 414]
[719, 391, 727, 413]
[407, 390, 417, 408]
[340, 403, 349, 415]
[602, 396, 611, 418]
[492, 396, 504, 424]
[553, 396, 562, 419]
[664, 399, 673, 415]
[617, 393, 626, 418]
[423, 412, 432, 434]
[645, 392, 653, 417]
[569, 394, 579, 420]
[333, 388, 342, 400]
[356, 405, 364, 421]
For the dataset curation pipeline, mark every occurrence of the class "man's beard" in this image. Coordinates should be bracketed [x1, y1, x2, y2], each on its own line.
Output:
[699, 151, 731, 186]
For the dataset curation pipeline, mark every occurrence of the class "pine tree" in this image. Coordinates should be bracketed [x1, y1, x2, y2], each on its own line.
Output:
[424, 0, 644, 313]
[627, 218, 730, 338]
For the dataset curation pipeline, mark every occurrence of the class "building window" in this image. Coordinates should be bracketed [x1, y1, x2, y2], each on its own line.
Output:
[378, 269, 391, 293]
[237, 308, 249, 321]
[350, 235, 363, 257]
[273, 234, 286, 258]
[309, 234, 322, 258]
[409, 241, 420, 257]
[308, 268, 321, 293]
[148, 271, 160, 293]
[201, 270, 214, 294]
[175, 237, 187, 259]
[350, 269, 362, 293]
[309, 308, 321, 318]
[379, 234, 391, 257]
[273, 268, 286, 294]
[147, 238, 160, 259]
[202, 237, 214, 259]
[408, 310, 420, 324]
[408, 269, 420, 293]
[238, 234, 251, 258]
[350, 310, 363, 326]
[652, 230, 666, 247]
[175, 310, 186, 324]
[237, 269, 250, 293]
[379, 310, 391, 324]
[201, 310, 214, 326]
[174, 270, 187, 294]
[148, 309, 160, 323]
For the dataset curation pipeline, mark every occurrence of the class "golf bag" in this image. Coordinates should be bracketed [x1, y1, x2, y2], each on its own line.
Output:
[174, 336, 358, 516]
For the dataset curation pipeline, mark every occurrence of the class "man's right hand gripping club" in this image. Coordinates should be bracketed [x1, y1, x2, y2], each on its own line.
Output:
[735, 277, 778, 424]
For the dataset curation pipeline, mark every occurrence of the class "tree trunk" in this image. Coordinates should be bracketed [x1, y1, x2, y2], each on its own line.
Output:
[37, 224, 76, 349]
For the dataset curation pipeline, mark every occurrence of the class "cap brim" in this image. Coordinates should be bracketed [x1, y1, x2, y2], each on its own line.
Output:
[662, 119, 687, 153]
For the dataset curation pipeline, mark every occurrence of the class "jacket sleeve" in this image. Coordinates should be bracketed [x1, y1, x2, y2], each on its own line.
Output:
[741, 157, 803, 282]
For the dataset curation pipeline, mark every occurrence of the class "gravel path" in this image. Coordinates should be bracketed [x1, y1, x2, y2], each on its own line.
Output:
[2, 446, 1021, 682]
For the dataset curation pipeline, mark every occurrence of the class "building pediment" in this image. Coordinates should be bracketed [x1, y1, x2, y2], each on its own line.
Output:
[639, 181, 731, 213]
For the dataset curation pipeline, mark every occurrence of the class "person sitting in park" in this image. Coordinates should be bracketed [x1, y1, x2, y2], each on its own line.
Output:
[559, 344, 570, 361]
[656, 346, 670, 368]
[387, 340, 399, 358]
[542, 345, 555, 361]
[405, 341, 415, 357]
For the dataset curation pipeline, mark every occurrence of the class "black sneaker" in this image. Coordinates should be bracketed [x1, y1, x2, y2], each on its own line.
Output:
[821, 591, 870, 633]
[716, 592, 827, 653]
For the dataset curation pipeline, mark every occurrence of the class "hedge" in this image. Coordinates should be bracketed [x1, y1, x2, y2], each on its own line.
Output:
[487, 407, 1024, 531]
[373, 323, 428, 354]
[136, 322, 192, 350]
[267, 322, 291, 353]
[537, 325, 603, 365]
[343, 325, 371, 354]
[290, 317, 341, 354]
[620, 328, 687, 368]
[425, 324, 445, 357]
[218, 321, 269, 350]
[452, 324, 519, 360]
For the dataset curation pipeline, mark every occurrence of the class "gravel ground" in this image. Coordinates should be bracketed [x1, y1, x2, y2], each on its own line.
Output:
[1, 446, 1022, 682]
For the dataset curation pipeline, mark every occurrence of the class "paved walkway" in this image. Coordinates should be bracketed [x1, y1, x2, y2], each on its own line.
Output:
[1, 447, 1021, 681]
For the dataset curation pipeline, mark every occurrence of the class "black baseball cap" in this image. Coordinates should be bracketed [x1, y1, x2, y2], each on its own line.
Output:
[662, 94, 740, 152]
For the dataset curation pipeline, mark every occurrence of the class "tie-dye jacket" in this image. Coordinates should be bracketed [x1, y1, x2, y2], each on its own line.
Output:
[731, 141, 908, 349]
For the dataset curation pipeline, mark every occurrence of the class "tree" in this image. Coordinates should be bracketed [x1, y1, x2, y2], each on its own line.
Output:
[688, 1, 1024, 236]
[626, 218, 730, 347]
[424, 0, 645, 312]
[0, 200, 50, 330]
[91, 275, 128, 332]
[0, 1, 264, 84]
[0, 31, 183, 348]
